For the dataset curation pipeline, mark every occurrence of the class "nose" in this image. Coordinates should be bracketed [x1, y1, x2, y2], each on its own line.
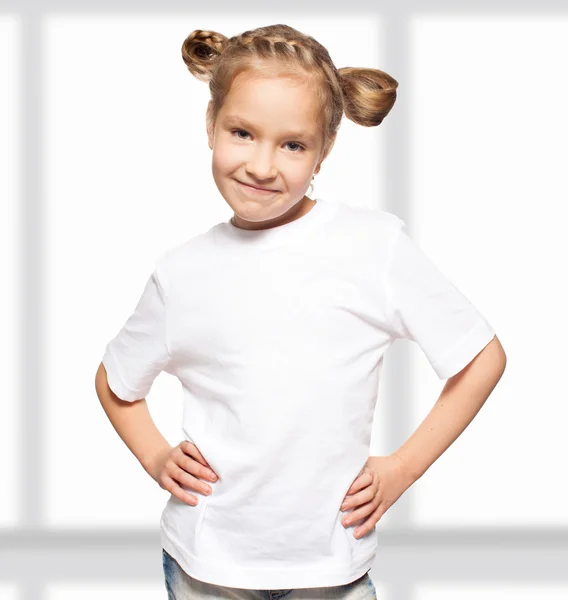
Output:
[245, 146, 278, 182]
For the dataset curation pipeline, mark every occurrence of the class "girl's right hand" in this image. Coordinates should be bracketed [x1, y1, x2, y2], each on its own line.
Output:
[151, 440, 219, 505]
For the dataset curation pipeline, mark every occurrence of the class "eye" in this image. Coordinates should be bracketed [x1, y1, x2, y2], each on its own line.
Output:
[230, 129, 305, 153]
[285, 142, 305, 153]
[232, 129, 251, 140]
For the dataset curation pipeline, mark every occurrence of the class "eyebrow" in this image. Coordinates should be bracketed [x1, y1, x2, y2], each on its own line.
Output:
[222, 115, 318, 145]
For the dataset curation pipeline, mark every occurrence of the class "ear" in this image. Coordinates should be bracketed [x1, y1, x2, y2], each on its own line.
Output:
[206, 100, 215, 150]
[207, 122, 214, 150]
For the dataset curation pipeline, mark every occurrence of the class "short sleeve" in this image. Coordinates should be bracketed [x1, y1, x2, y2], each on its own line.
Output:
[101, 266, 172, 401]
[384, 218, 496, 380]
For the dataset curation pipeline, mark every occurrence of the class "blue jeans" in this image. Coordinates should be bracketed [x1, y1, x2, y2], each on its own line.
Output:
[162, 548, 378, 599]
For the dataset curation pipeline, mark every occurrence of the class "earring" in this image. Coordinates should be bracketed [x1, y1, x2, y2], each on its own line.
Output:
[307, 174, 315, 198]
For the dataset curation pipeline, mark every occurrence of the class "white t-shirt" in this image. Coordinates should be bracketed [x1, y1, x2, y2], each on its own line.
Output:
[102, 197, 496, 590]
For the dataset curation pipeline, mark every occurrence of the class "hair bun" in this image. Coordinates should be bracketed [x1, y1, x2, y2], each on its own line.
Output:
[338, 67, 398, 127]
[181, 30, 228, 82]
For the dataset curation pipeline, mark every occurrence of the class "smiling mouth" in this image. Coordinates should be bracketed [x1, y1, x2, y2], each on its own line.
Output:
[236, 180, 279, 193]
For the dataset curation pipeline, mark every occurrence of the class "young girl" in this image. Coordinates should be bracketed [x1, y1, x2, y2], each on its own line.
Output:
[95, 23, 506, 600]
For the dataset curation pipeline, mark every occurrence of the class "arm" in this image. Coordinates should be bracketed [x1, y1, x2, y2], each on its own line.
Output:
[392, 334, 507, 484]
[94, 361, 173, 481]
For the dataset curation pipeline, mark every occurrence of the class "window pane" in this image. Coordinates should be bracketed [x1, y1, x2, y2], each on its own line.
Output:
[0, 15, 22, 528]
[43, 15, 209, 528]
[408, 16, 568, 526]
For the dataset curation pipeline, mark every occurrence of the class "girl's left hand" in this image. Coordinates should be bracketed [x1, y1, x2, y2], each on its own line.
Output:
[340, 454, 414, 539]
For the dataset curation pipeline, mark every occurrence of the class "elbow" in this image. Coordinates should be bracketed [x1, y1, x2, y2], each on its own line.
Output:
[95, 362, 105, 399]
[95, 362, 113, 405]
[492, 335, 507, 373]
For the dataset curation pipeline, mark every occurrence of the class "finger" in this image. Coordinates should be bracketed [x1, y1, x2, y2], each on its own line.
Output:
[342, 492, 378, 526]
[190, 442, 211, 467]
[345, 472, 373, 498]
[162, 474, 198, 506]
[181, 441, 218, 478]
[179, 441, 208, 470]
[353, 505, 383, 539]
[170, 463, 213, 496]
[176, 448, 217, 482]
[341, 483, 374, 511]
[180, 440, 202, 461]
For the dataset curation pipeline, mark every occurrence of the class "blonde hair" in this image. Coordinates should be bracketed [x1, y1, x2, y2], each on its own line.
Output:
[181, 23, 398, 166]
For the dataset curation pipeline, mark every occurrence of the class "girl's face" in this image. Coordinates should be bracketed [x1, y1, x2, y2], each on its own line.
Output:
[208, 71, 326, 230]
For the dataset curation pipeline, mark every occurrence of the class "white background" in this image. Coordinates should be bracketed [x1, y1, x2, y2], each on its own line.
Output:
[1, 6, 566, 599]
